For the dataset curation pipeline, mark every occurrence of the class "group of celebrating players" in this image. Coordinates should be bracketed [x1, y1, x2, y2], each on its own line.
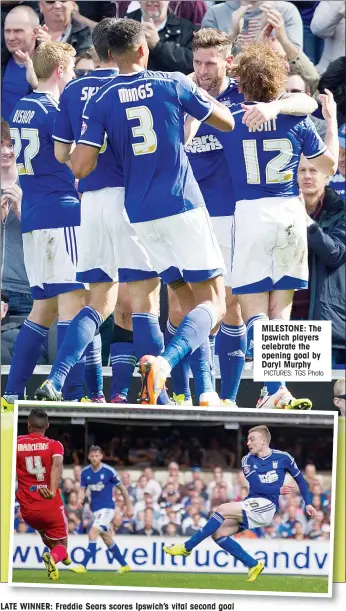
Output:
[3, 16, 339, 410]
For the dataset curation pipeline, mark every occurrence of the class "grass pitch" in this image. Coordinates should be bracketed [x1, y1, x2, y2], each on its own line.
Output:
[12, 570, 328, 594]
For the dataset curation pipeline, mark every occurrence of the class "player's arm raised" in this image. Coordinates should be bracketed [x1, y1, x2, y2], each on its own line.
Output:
[308, 89, 339, 176]
[116, 483, 134, 519]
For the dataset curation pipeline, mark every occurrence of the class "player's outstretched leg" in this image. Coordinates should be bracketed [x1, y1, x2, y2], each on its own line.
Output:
[42, 544, 68, 581]
[214, 536, 263, 582]
[256, 385, 312, 410]
[164, 507, 227, 556]
[102, 531, 131, 574]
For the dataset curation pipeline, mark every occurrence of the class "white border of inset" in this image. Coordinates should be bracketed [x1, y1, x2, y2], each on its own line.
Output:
[8, 404, 338, 599]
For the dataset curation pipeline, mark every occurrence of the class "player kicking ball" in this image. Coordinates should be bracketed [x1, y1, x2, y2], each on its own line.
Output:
[69, 445, 132, 574]
[16, 408, 71, 581]
[164, 425, 316, 582]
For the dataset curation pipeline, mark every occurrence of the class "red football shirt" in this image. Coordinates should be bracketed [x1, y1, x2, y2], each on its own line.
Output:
[16, 432, 64, 512]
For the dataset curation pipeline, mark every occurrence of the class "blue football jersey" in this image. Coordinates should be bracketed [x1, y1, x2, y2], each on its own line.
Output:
[219, 105, 327, 202]
[53, 68, 124, 193]
[185, 79, 242, 217]
[80, 463, 121, 512]
[242, 449, 301, 511]
[80, 70, 212, 223]
[9, 92, 80, 234]
[328, 170, 345, 198]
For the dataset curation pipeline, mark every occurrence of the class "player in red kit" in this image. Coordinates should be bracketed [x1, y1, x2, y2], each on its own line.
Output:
[16, 408, 71, 580]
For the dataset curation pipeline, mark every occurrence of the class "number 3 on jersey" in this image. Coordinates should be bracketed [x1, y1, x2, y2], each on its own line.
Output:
[10, 127, 39, 175]
[25, 455, 46, 481]
[126, 106, 157, 156]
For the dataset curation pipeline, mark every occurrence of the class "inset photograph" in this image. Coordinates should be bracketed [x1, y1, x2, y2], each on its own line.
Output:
[10, 404, 337, 597]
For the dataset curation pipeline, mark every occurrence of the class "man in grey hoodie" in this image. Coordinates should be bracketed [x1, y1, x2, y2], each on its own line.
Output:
[202, 0, 303, 50]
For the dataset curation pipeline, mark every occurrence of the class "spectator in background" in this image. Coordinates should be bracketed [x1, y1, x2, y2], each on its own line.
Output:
[309, 481, 329, 510]
[202, 437, 233, 469]
[183, 511, 207, 536]
[66, 490, 83, 521]
[134, 491, 161, 520]
[202, 1, 303, 50]
[134, 474, 149, 502]
[293, 521, 306, 541]
[135, 508, 160, 536]
[328, 125, 345, 198]
[293, 156, 346, 368]
[61, 476, 75, 503]
[310, 1, 345, 75]
[74, 48, 97, 76]
[38, 0, 92, 54]
[112, 510, 132, 535]
[319, 58, 345, 127]
[1, 2, 40, 53]
[160, 507, 182, 534]
[126, 1, 196, 74]
[281, 505, 305, 538]
[285, 74, 326, 138]
[206, 466, 234, 499]
[169, 0, 207, 26]
[165, 461, 186, 498]
[1, 5, 39, 121]
[304, 463, 318, 490]
[121, 471, 137, 502]
[68, 518, 80, 534]
[333, 379, 346, 417]
[290, 1, 323, 65]
[143, 467, 162, 502]
[73, 464, 82, 483]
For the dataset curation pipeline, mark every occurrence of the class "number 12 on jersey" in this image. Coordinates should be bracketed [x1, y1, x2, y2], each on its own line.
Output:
[243, 138, 294, 185]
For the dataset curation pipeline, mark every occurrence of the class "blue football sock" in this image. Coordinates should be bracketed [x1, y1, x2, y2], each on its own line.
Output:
[189, 340, 214, 401]
[209, 334, 216, 389]
[85, 332, 103, 398]
[132, 312, 170, 404]
[217, 323, 246, 402]
[107, 541, 127, 567]
[49, 307, 103, 393]
[265, 381, 285, 394]
[246, 314, 268, 359]
[81, 541, 97, 568]
[5, 319, 49, 398]
[57, 321, 85, 401]
[185, 511, 224, 552]
[110, 342, 137, 400]
[163, 304, 216, 371]
[165, 320, 191, 400]
[215, 536, 258, 568]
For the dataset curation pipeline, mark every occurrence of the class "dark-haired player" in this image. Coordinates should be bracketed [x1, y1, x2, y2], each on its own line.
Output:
[16, 408, 71, 581]
[70, 445, 133, 574]
[165, 424, 317, 582]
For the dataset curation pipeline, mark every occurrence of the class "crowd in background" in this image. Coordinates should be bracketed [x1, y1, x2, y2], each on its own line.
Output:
[1, 0, 345, 370]
[14, 460, 332, 541]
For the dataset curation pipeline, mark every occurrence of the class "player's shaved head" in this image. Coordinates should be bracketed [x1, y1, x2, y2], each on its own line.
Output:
[92, 18, 118, 63]
[107, 18, 146, 57]
[28, 408, 49, 433]
[233, 41, 287, 103]
[248, 425, 271, 444]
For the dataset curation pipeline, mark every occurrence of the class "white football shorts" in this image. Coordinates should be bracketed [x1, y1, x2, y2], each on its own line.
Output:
[22, 226, 85, 300]
[210, 215, 234, 288]
[232, 196, 308, 294]
[92, 508, 115, 532]
[241, 497, 276, 530]
[77, 187, 157, 284]
[132, 206, 225, 284]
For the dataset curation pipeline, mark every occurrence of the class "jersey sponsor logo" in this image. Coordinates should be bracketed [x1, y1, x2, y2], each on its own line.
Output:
[185, 134, 223, 154]
[12, 110, 35, 124]
[88, 482, 105, 492]
[258, 470, 279, 484]
[81, 120, 88, 136]
[81, 86, 101, 101]
[118, 83, 154, 104]
[18, 443, 49, 452]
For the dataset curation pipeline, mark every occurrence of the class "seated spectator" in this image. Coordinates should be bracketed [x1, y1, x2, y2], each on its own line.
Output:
[74, 48, 97, 76]
[126, 1, 196, 74]
[202, 1, 303, 51]
[160, 507, 182, 533]
[293, 521, 306, 541]
[328, 125, 345, 198]
[182, 511, 207, 536]
[38, 0, 92, 54]
[159, 486, 182, 511]
[292, 156, 346, 367]
[206, 466, 234, 499]
[164, 522, 180, 537]
[194, 478, 208, 501]
[309, 481, 329, 510]
[164, 461, 186, 497]
[304, 463, 318, 490]
[319, 59, 346, 127]
[134, 491, 161, 521]
[202, 437, 232, 469]
[232, 470, 247, 499]
[1, 5, 39, 121]
[121, 471, 137, 502]
[112, 510, 132, 535]
[67, 517, 81, 535]
[134, 474, 149, 502]
[182, 496, 208, 521]
[135, 508, 160, 536]
[61, 477, 75, 503]
[143, 467, 162, 502]
[73, 464, 81, 483]
[235, 485, 248, 503]
[66, 490, 82, 521]
[333, 378, 346, 416]
[308, 517, 324, 540]
[182, 483, 198, 508]
[210, 483, 230, 513]
[310, 1, 345, 75]
[17, 520, 34, 534]
[281, 505, 306, 536]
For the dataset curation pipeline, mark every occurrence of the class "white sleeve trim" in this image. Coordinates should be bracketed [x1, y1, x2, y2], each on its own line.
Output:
[78, 139, 103, 148]
[52, 135, 74, 143]
[200, 104, 213, 123]
[52, 454, 63, 458]
[305, 145, 327, 159]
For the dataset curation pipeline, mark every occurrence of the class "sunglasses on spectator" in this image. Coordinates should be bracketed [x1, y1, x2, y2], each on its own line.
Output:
[286, 89, 305, 94]
[75, 69, 92, 77]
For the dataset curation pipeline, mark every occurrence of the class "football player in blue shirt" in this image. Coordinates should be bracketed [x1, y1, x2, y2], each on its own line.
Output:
[35, 18, 164, 405]
[70, 445, 133, 574]
[165, 424, 317, 583]
[57, 19, 236, 406]
[2, 41, 99, 409]
[218, 42, 338, 410]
